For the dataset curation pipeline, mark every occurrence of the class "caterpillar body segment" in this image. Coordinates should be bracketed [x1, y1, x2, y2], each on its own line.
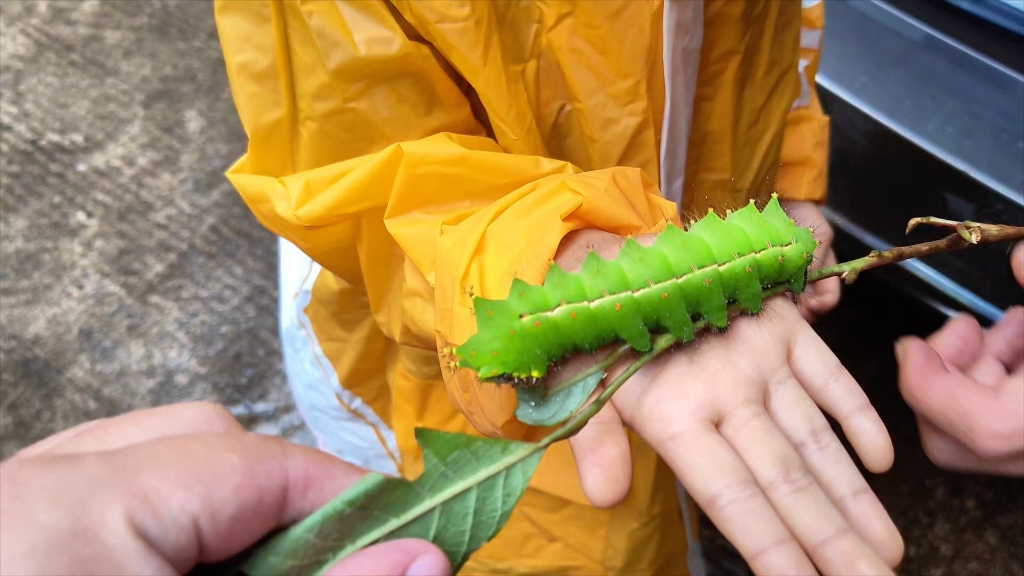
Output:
[455, 195, 818, 382]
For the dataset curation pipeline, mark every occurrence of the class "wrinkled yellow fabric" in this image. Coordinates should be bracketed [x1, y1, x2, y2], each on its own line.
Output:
[215, 1, 828, 573]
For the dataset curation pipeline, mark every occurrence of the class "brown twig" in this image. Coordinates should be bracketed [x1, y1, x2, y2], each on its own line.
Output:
[808, 218, 1024, 285]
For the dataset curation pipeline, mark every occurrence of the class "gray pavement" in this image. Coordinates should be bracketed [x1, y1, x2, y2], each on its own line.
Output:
[0, 0, 309, 458]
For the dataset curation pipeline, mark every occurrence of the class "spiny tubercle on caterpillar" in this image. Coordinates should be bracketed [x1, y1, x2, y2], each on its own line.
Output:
[453, 194, 818, 385]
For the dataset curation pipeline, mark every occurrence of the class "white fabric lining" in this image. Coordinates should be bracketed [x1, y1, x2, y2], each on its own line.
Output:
[277, 237, 401, 476]
[659, 0, 704, 208]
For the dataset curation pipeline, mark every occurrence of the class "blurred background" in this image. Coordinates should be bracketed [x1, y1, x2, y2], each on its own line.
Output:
[0, 1, 1021, 574]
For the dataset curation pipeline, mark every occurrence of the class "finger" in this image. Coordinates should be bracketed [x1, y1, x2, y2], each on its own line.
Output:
[112, 432, 377, 572]
[647, 422, 818, 575]
[1012, 242, 1024, 288]
[815, 250, 841, 305]
[917, 417, 1024, 476]
[787, 308, 894, 473]
[16, 402, 245, 459]
[896, 337, 1022, 459]
[982, 306, 1024, 372]
[554, 229, 624, 271]
[800, 250, 841, 322]
[11, 419, 107, 460]
[956, 307, 1023, 386]
[718, 403, 892, 575]
[324, 539, 451, 576]
[766, 374, 904, 567]
[568, 395, 632, 508]
[925, 313, 984, 371]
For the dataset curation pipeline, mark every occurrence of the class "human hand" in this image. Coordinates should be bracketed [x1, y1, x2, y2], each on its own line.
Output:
[896, 243, 1024, 476]
[554, 229, 902, 575]
[0, 402, 450, 576]
[781, 200, 841, 323]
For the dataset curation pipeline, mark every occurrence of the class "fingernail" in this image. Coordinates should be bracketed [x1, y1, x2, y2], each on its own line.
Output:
[405, 553, 450, 576]
[893, 338, 907, 361]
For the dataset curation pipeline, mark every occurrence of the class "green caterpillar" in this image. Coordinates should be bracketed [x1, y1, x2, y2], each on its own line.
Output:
[454, 195, 818, 384]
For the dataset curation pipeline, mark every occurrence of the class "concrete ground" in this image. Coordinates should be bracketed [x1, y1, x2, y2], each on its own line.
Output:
[0, 0, 309, 458]
[0, 2, 1020, 575]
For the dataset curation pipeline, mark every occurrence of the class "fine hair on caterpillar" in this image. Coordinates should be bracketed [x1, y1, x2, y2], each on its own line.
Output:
[454, 194, 819, 384]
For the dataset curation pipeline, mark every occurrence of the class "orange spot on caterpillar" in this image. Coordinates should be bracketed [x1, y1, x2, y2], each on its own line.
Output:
[471, 351, 477, 356]
[778, 256, 785, 264]
[615, 303, 622, 311]
[492, 351, 498, 356]
[803, 252, 810, 260]
[662, 292, 669, 299]
[571, 312, 577, 319]
[487, 309, 493, 316]
[704, 277, 713, 286]
[534, 321, 542, 328]
[746, 266, 752, 273]
[520, 291, 526, 298]
[509, 329, 516, 335]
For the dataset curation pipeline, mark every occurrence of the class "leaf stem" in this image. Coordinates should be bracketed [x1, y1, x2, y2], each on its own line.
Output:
[544, 343, 632, 397]
[809, 219, 1024, 285]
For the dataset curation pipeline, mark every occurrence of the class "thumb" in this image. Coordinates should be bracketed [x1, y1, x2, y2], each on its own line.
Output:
[324, 539, 451, 576]
[568, 397, 632, 508]
[1012, 242, 1024, 288]
[895, 336, 951, 412]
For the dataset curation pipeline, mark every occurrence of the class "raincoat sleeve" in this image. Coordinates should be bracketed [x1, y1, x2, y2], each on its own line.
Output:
[214, 0, 679, 432]
[777, 0, 830, 204]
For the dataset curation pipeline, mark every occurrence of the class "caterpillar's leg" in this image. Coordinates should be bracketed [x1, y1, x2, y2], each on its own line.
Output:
[650, 282, 696, 342]
[682, 269, 729, 329]
[719, 256, 763, 314]
[597, 294, 652, 353]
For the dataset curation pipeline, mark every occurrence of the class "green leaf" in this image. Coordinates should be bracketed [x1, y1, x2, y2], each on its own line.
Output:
[241, 429, 545, 576]
[515, 370, 604, 427]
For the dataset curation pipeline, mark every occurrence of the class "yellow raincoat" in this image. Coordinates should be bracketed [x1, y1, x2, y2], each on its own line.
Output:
[215, 1, 829, 573]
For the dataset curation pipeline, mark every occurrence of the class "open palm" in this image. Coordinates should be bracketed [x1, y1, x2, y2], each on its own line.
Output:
[556, 223, 903, 575]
